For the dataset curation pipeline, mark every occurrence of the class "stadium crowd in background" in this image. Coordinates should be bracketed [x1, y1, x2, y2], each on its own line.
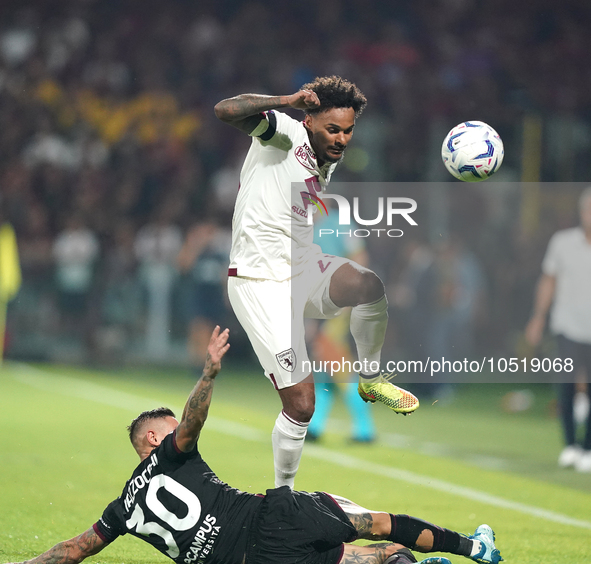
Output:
[1, 0, 590, 381]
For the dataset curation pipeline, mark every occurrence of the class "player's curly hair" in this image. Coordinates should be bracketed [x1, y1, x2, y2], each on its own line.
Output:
[301, 76, 367, 117]
[127, 407, 176, 446]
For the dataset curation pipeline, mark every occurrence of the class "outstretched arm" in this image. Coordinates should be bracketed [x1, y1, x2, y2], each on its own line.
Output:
[175, 326, 230, 452]
[8, 527, 108, 564]
[213, 90, 320, 134]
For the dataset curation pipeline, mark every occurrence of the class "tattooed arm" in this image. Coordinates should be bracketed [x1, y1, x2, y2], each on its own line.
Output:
[175, 326, 230, 452]
[213, 90, 320, 134]
[340, 543, 405, 564]
[9, 527, 108, 564]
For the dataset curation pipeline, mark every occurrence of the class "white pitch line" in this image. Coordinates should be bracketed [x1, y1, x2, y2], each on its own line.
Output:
[12, 364, 166, 413]
[10, 363, 267, 441]
[303, 446, 591, 530]
[8, 363, 591, 530]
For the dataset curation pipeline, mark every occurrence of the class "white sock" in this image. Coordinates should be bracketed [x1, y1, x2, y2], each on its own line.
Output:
[350, 295, 388, 377]
[470, 540, 484, 557]
[272, 411, 309, 489]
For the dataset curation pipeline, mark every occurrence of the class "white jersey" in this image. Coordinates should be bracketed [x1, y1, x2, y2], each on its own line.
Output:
[229, 110, 337, 281]
[542, 226, 591, 344]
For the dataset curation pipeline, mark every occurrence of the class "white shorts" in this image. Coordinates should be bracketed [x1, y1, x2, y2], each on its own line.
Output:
[228, 252, 351, 389]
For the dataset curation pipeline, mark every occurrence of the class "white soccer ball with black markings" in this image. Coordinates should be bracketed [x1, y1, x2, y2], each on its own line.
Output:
[441, 121, 504, 182]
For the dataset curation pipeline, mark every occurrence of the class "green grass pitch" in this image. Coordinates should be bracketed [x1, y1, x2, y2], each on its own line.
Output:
[1, 361, 591, 564]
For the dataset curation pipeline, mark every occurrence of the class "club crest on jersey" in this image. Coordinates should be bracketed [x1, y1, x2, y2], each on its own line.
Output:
[294, 143, 316, 170]
[276, 348, 296, 372]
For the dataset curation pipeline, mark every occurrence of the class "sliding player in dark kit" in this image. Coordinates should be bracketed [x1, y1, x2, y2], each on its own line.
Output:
[7, 327, 502, 564]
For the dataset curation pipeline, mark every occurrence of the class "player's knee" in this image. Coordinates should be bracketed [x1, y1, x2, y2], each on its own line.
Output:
[331, 264, 384, 307]
[279, 382, 315, 422]
[294, 402, 315, 423]
[355, 270, 384, 304]
[282, 397, 315, 423]
[372, 511, 393, 537]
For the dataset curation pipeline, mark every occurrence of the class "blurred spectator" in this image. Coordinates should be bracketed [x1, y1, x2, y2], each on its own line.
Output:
[0, 8, 38, 67]
[306, 210, 376, 443]
[19, 203, 53, 275]
[52, 214, 99, 346]
[209, 155, 243, 219]
[393, 235, 485, 400]
[134, 208, 182, 360]
[428, 237, 485, 365]
[390, 237, 436, 366]
[177, 218, 230, 370]
[525, 187, 591, 473]
[97, 220, 141, 360]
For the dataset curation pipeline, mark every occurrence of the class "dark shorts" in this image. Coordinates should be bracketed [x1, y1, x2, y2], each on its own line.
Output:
[190, 284, 226, 322]
[245, 486, 357, 564]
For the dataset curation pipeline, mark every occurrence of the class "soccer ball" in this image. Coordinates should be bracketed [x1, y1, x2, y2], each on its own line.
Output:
[441, 121, 504, 182]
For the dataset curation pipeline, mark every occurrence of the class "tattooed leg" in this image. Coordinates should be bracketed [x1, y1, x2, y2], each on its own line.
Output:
[330, 494, 392, 540]
[331, 493, 475, 559]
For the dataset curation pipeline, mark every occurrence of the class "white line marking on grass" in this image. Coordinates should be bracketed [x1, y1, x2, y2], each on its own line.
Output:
[304, 446, 591, 530]
[9, 363, 591, 530]
[10, 363, 268, 441]
[326, 421, 511, 471]
[12, 363, 163, 413]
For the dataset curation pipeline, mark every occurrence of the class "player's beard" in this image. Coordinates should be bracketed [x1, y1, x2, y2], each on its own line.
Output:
[323, 147, 345, 164]
[306, 127, 345, 165]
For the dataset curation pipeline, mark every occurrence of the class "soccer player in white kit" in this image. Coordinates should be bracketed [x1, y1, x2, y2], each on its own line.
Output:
[215, 76, 419, 488]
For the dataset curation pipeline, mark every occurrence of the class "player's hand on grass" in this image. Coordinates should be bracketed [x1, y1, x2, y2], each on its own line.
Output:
[287, 89, 320, 110]
[203, 326, 230, 379]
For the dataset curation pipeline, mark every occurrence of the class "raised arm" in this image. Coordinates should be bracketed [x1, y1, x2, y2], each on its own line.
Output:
[174, 326, 230, 452]
[8, 527, 108, 564]
[213, 90, 320, 134]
